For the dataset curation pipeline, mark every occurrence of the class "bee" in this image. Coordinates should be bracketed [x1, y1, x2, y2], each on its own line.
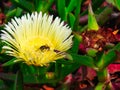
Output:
[39, 45, 50, 52]
[54, 49, 60, 53]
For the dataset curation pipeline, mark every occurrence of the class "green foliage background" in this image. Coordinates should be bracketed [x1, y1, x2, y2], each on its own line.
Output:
[0, 0, 120, 90]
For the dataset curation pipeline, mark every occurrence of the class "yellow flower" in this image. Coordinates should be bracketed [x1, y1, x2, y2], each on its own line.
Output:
[1, 12, 73, 66]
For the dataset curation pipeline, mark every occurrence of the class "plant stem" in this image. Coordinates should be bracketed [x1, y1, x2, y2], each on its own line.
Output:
[95, 68, 113, 90]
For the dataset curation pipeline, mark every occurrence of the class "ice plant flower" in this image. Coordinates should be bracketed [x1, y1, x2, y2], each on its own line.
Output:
[1, 12, 73, 66]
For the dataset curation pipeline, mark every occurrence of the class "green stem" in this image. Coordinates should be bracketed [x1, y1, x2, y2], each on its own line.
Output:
[95, 68, 113, 90]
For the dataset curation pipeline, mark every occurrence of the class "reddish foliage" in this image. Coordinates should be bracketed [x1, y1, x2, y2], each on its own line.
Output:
[0, 13, 5, 25]
[108, 64, 120, 74]
[108, 64, 120, 90]
[79, 28, 119, 53]
[64, 74, 73, 84]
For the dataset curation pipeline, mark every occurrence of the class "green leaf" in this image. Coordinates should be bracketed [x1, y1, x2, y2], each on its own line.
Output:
[15, 8, 23, 17]
[11, 0, 34, 12]
[69, 37, 80, 54]
[14, 71, 23, 90]
[71, 53, 97, 69]
[34, 0, 44, 12]
[87, 48, 98, 57]
[20, 63, 51, 83]
[6, 9, 17, 20]
[74, 0, 82, 17]
[106, 0, 120, 10]
[73, 32, 82, 43]
[6, 7, 22, 21]
[34, 0, 54, 12]
[20, 63, 48, 75]
[95, 51, 105, 69]
[97, 7, 113, 25]
[115, 0, 120, 10]
[20, 63, 35, 75]
[55, 59, 81, 79]
[72, 0, 82, 31]
[113, 42, 120, 51]
[2, 58, 21, 67]
[103, 50, 116, 67]
[0, 40, 4, 52]
[95, 82, 104, 90]
[88, 3, 99, 31]
[65, 53, 73, 60]
[96, 50, 117, 70]
[67, 13, 75, 29]
[61, 63, 80, 78]
[43, 0, 54, 13]
[106, 0, 115, 5]
[56, 0, 66, 20]
[0, 72, 57, 84]
[66, 0, 77, 13]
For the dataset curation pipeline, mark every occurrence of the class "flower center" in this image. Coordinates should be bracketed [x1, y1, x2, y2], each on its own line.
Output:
[24, 36, 54, 51]
[19, 36, 61, 66]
